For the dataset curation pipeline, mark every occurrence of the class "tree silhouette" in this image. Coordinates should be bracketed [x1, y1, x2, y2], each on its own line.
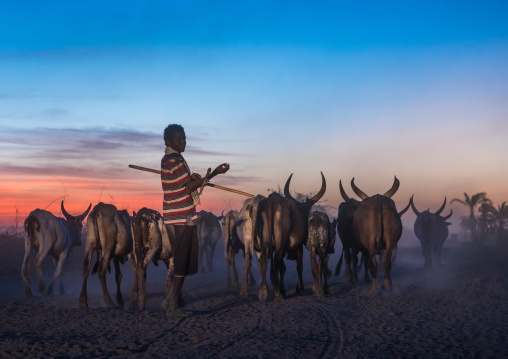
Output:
[451, 192, 491, 244]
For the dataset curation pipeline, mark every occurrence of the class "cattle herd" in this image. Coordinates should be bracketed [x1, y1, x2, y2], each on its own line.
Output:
[21, 173, 453, 309]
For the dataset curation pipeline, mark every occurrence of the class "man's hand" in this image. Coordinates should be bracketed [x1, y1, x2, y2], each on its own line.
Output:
[191, 173, 202, 180]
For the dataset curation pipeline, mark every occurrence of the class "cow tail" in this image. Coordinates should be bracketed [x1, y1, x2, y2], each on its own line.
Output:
[335, 248, 344, 276]
[90, 213, 101, 275]
[22, 215, 39, 280]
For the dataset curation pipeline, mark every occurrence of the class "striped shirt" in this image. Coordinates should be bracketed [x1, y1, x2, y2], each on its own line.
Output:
[161, 148, 198, 225]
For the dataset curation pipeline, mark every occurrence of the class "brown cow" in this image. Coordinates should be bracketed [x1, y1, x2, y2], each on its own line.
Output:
[351, 177, 403, 296]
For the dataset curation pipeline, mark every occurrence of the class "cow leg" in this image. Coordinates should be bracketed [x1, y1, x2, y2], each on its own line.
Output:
[208, 242, 217, 272]
[48, 251, 67, 296]
[79, 247, 94, 309]
[363, 253, 371, 283]
[257, 247, 269, 301]
[113, 258, 123, 306]
[309, 249, 322, 297]
[279, 258, 287, 298]
[240, 246, 253, 297]
[199, 243, 206, 273]
[369, 252, 379, 296]
[382, 248, 393, 292]
[21, 246, 33, 298]
[225, 250, 233, 288]
[98, 254, 114, 307]
[350, 250, 359, 284]
[295, 247, 305, 295]
[344, 248, 353, 283]
[231, 250, 239, 287]
[322, 255, 331, 296]
[270, 254, 282, 298]
[34, 245, 50, 296]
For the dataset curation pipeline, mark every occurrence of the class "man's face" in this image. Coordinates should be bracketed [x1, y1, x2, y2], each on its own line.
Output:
[168, 130, 186, 153]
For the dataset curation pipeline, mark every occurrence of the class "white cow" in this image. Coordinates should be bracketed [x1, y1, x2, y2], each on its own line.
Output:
[22, 201, 91, 297]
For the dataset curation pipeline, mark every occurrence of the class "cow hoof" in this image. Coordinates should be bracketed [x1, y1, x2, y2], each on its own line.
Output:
[25, 288, 33, 298]
[240, 286, 248, 297]
[258, 287, 268, 301]
[280, 289, 287, 298]
[104, 297, 114, 307]
[79, 301, 88, 309]
[324, 287, 330, 296]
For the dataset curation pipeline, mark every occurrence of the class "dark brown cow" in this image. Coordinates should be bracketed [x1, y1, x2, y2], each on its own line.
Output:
[79, 202, 133, 309]
[335, 180, 366, 284]
[266, 173, 326, 299]
[411, 196, 453, 268]
[351, 177, 403, 296]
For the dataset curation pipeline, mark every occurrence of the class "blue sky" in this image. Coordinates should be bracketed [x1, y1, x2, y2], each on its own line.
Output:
[1, 1, 508, 233]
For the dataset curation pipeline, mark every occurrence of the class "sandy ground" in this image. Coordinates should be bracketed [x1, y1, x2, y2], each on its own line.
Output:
[1, 233, 508, 358]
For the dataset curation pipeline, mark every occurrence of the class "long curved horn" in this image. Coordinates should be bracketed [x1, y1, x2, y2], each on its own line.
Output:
[434, 197, 447, 216]
[442, 210, 453, 220]
[410, 195, 420, 215]
[351, 178, 368, 200]
[283, 173, 295, 201]
[309, 172, 326, 203]
[339, 180, 350, 202]
[78, 203, 92, 221]
[61, 201, 75, 220]
[383, 176, 400, 198]
[399, 198, 411, 217]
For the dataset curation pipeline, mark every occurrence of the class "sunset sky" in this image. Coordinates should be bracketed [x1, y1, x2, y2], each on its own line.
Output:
[1, 1, 507, 234]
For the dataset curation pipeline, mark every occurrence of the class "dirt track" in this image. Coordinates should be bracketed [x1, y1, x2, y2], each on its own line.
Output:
[1, 240, 508, 358]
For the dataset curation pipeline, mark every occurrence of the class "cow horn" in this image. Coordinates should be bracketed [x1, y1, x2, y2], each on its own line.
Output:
[410, 195, 420, 215]
[434, 197, 447, 216]
[442, 210, 453, 220]
[383, 176, 400, 198]
[78, 203, 92, 221]
[61, 201, 75, 220]
[399, 198, 411, 217]
[339, 180, 350, 201]
[309, 172, 326, 203]
[284, 173, 295, 201]
[350, 178, 368, 200]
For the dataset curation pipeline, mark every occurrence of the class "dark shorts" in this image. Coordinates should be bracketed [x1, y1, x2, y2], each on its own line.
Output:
[166, 224, 198, 277]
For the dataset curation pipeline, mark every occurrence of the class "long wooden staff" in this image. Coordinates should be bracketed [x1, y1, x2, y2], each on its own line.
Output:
[128, 164, 255, 198]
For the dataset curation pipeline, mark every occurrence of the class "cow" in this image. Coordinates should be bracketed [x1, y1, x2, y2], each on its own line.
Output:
[222, 195, 266, 299]
[265, 173, 326, 299]
[410, 196, 453, 268]
[335, 180, 364, 284]
[336, 180, 411, 286]
[196, 210, 223, 273]
[127, 207, 175, 311]
[22, 201, 91, 298]
[79, 202, 134, 309]
[351, 176, 403, 296]
[306, 211, 337, 297]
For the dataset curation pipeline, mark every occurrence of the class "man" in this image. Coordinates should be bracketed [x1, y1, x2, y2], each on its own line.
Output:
[160, 124, 229, 318]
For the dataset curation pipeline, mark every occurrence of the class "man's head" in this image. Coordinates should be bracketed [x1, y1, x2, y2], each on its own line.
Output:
[164, 124, 186, 153]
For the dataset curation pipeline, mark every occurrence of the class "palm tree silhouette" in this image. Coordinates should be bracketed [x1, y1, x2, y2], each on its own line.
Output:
[451, 192, 491, 244]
